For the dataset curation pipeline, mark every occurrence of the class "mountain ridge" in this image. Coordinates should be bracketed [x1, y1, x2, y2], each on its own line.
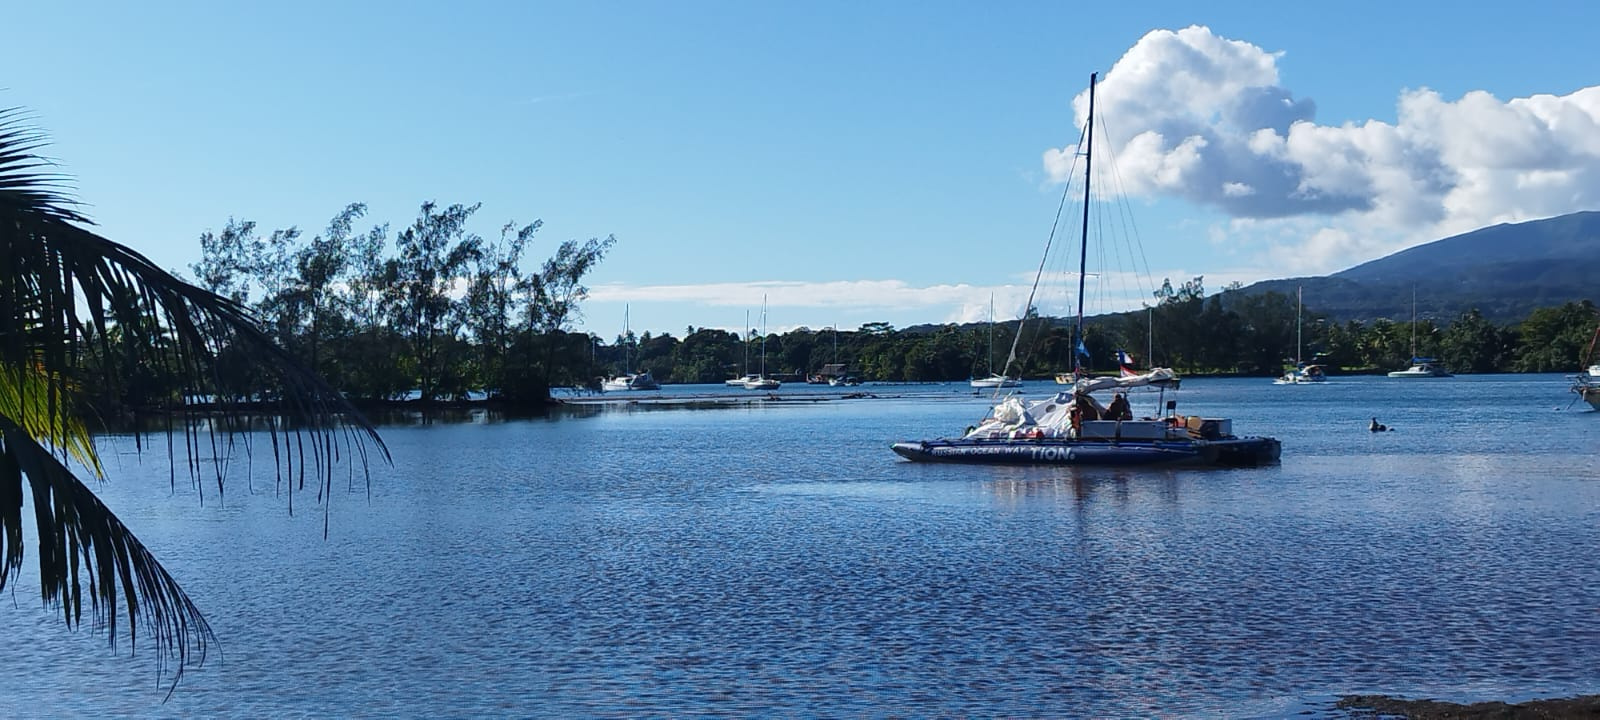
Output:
[1215, 210, 1600, 324]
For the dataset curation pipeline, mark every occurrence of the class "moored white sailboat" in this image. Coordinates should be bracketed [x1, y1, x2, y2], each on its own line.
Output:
[742, 296, 781, 390]
[602, 305, 660, 391]
[726, 309, 759, 386]
[971, 295, 1021, 388]
[1276, 286, 1327, 384]
[1388, 289, 1452, 378]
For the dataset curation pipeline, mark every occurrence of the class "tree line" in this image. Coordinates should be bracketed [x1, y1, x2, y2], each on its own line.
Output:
[615, 278, 1600, 384]
[112, 218, 1600, 404]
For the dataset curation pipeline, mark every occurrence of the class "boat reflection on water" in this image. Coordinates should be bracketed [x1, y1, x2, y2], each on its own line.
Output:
[982, 467, 1187, 505]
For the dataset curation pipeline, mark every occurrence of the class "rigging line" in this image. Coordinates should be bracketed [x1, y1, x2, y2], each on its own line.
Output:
[1000, 114, 1088, 380]
[1097, 123, 1140, 311]
[1095, 114, 1157, 303]
[1080, 115, 1122, 319]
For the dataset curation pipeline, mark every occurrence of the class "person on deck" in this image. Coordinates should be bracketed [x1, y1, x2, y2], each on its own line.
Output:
[1074, 392, 1102, 421]
[1106, 393, 1132, 421]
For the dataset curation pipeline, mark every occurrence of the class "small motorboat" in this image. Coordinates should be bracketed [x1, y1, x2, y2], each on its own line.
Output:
[1387, 358, 1452, 378]
[602, 371, 660, 392]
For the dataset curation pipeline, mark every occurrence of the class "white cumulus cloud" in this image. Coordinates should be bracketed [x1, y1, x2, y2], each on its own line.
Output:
[1045, 25, 1600, 268]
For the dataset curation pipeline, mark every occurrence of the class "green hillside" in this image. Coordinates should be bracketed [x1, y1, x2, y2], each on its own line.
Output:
[1221, 211, 1600, 323]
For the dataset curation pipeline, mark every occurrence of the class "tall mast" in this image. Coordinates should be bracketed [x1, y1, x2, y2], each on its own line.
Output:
[1410, 286, 1417, 360]
[743, 309, 750, 375]
[988, 294, 996, 375]
[1074, 72, 1097, 375]
[1296, 286, 1303, 367]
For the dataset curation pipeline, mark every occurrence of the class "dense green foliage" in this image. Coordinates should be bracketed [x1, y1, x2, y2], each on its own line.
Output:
[616, 281, 1599, 384]
[181, 202, 614, 405]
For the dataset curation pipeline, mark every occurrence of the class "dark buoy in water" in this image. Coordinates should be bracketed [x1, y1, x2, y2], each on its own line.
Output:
[1369, 417, 1390, 432]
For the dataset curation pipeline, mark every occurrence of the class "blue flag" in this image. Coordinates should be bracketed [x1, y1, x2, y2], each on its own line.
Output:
[1076, 340, 1090, 359]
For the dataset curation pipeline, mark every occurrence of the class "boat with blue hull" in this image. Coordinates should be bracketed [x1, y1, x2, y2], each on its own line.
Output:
[891, 71, 1280, 468]
[891, 436, 1279, 466]
[891, 369, 1280, 467]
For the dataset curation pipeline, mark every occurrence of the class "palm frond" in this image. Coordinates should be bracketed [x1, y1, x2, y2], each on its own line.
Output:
[0, 107, 387, 690]
[0, 362, 101, 476]
[0, 418, 212, 690]
[0, 108, 86, 224]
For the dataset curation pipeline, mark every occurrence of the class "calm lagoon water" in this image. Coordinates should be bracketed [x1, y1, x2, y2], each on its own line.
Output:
[2, 374, 1599, 717]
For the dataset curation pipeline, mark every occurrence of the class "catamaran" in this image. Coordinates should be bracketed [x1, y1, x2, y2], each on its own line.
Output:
[892, 72, 1279, 467]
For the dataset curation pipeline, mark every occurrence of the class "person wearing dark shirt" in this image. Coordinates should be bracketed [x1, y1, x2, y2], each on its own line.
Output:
[1105, 393, 1132, 421]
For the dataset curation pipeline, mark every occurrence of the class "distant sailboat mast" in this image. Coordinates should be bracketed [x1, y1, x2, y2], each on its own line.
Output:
[986, 294, 996, 376]
[1295, 285, 1303, 368]
[758, 295, 769, 378]
[1408, 286, 1417, 362]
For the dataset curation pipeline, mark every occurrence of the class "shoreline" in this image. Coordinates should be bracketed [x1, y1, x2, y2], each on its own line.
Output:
[1335, 693, 1600, 718]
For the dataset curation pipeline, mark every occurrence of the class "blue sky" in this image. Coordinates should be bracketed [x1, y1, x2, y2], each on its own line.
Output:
[6, 1, 1599, 338]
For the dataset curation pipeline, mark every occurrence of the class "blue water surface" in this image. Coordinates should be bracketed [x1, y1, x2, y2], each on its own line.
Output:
[1, 374, 1597, 718]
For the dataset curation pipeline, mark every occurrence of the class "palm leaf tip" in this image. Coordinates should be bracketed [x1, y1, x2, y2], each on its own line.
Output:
[2, 421, 213, 692]
[0, 108, 88, 225]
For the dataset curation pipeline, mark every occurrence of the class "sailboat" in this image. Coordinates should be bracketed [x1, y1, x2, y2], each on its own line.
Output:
[725, 309, 760, 386]
[1387, 289, 1452, 378]
[601, 305, 660, 391]
[892, 72, 1278, 466]
[971, 295, 1022, 388]
[743, 296, 781, 390]
[1275, 286, 1327, 384]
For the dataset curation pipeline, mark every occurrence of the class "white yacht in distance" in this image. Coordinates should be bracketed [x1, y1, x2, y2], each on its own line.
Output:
[1275, 286, 1327, 384]
[602, 306, 660, 391]
[726, 309, 758, 386]
[1387, 290, 1451, 378]
[970, 294, 1021, 388]
[743, 296, 781, 390]
[1387, 360, 1452, 379]
[602, 371, 660, 392]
